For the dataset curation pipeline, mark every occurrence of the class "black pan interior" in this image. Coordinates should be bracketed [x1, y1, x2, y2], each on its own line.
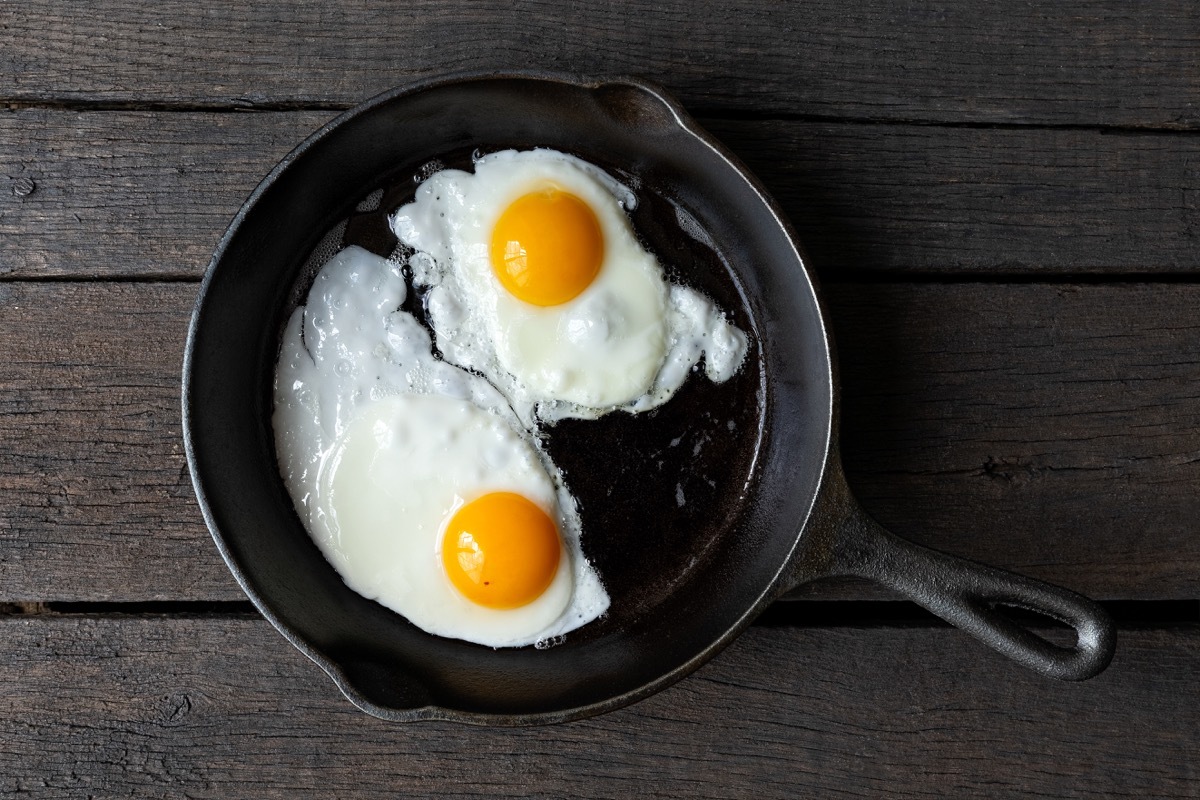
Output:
[304, 145, 761, 633]
[185, 75, 834, 721]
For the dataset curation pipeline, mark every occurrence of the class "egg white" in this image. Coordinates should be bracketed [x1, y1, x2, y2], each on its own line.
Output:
[323, 394, 588, 646]
[273, 245, 609, 648]
[391, 148, 749, 426]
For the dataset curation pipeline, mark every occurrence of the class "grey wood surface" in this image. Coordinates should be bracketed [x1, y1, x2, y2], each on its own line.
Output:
[1, 616, 1196, 799]
[3, 112, 1198, 279]
[3, 1, 1200, 127]
[1, 1, 1197, 797]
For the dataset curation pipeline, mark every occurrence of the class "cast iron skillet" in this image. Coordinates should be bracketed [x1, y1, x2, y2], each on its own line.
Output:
[183, 71, 1116, 725]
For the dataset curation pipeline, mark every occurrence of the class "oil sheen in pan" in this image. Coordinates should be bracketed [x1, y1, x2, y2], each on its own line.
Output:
[282, 147, 766, 645]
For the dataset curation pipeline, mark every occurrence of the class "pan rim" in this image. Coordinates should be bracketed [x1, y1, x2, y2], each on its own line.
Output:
[183, 69, 836, 725]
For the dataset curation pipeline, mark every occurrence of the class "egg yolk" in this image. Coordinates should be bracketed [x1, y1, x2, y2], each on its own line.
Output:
[441, 492, 562, 609]
[490, 188, 604, 306]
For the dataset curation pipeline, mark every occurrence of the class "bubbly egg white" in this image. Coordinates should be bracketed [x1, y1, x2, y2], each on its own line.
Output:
[391, 148, 749, 425]
[273, 245, 609, 648]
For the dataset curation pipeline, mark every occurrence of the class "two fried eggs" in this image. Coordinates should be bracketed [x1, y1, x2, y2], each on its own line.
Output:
[274, 149, 748, 648]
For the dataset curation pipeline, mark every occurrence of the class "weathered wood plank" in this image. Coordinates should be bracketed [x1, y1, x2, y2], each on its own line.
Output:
[1, 282, 1198, 602]
[0, 283, 230, 600]
[714, 121, 1200, 276]
[2, 1, 1199, 127]
[2, 111, 1198, 280]
[0, 111, 331, 280]
[0, 616, 1194, 798]
[824, 282, 1200, 601]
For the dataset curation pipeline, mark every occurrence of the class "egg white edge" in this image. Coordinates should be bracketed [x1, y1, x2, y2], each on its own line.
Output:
[273, 244, 610, 649]
[390, 147, 751, 428]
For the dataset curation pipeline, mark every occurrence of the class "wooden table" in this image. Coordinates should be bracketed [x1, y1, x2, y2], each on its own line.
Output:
[2, 2, 1198, 796]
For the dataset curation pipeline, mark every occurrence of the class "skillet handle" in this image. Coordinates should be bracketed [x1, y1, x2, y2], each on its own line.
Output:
[823, 501, 1116, 681]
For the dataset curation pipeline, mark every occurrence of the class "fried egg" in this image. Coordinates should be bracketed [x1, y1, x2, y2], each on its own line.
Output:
[391, 148, 748, 424]
[274, 245, 608, 648]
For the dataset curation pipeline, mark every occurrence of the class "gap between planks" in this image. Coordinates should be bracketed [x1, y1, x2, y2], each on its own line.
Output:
[9, 98, 1200, 135]
[1, 600, 1195, 629]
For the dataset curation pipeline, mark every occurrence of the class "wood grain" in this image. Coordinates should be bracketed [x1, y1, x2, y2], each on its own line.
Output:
[2, 282, 1198, 603]
[0, 615, 1194, 798]
[0, 283, 231, 601]
[0, 110, 331, 280]
[713, 120, 1200, 276]
[2, 111, 1198, 280]
[1, 3, 1194, 795]
[825, 282, 1200, 600]
[2, 1, 1199, 127]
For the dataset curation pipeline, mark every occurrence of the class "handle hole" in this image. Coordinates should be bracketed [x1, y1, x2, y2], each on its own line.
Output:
[989, 602, 1078, 649]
